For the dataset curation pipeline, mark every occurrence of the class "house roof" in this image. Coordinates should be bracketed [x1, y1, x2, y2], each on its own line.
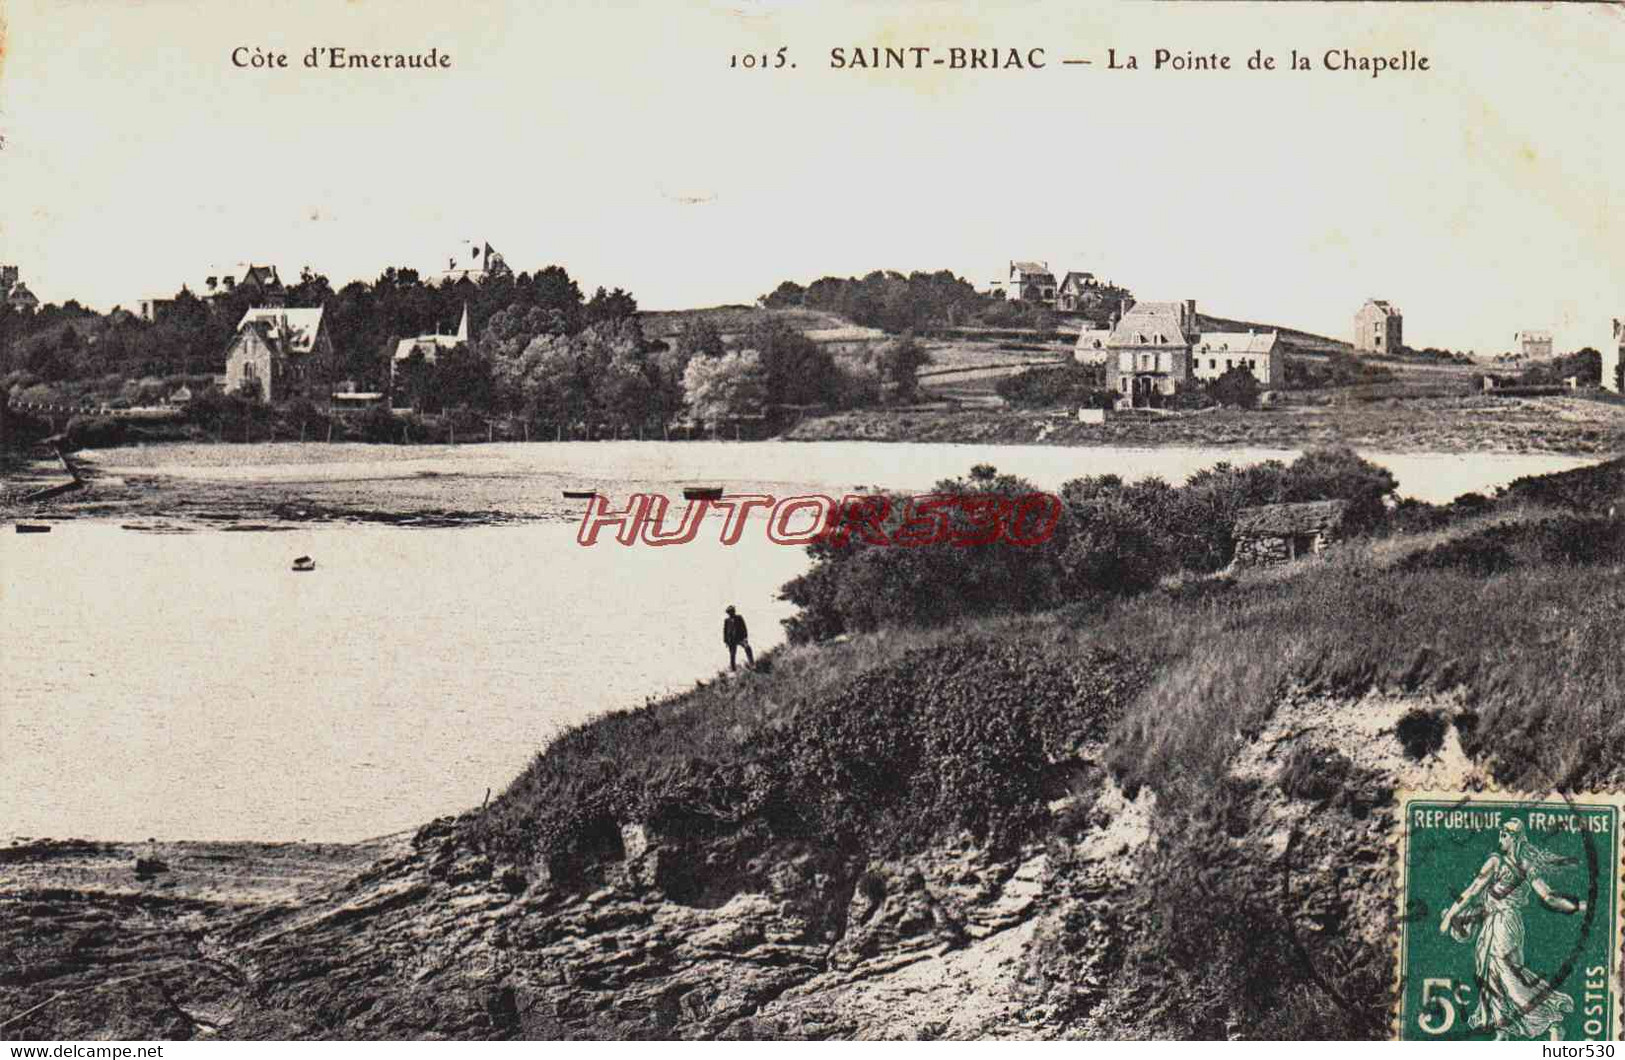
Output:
[393, 334, 462, 361]
[6, 281, 39, 307]
[1234, 499, 1350, 538]
[242, 264, 281, 289]
[1196, 331, 1279, 356]
[1074, 328, 1113, 351]
[236, 307, 324, 354]
[1059, 271, 1095, 291]
[1363, 299, 1400, 316]
[1109, 302, 1193, 347]
[1011, 261, 1053, 278]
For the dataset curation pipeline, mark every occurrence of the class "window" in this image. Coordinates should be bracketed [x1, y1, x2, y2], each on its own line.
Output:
[1209, 359, 1216, 370]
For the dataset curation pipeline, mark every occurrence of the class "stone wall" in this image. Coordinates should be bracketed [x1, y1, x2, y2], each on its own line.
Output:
[1232, 528, 1338, 568]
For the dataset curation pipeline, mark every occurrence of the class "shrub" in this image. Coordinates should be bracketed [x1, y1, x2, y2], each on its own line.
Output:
[780, 466, 1077, 643]
[995, 363, 1109, 408]
[1398, 534, 1515, 577]
[63, 414, 128, 449]
[1394, 709, 1448, 761]
[1207, 365, 1260, 409]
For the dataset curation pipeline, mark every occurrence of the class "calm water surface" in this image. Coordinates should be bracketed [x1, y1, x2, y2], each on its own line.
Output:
[3, 442, 1600, 841]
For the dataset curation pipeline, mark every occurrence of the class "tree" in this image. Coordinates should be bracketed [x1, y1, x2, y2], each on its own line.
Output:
[1208, 365, 1261, 409]
[436, 344, 494, 412]
[584, 286, 638, 327]
[875, 331, 931, 402]
[674, 317, 725, 359]
[739, 317, 837, 407]
[760, 280, 805, 308]
[392, 350, 434, 411]
[682, 349, 767, 428]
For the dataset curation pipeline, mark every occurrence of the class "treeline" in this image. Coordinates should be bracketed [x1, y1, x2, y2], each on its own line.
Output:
[2, 261, 947, 440]
[780, 448, 1399, 642]
[0, 265, 636, 400]
[445, 314, 931, 434]
[760, 269, 1133, 333]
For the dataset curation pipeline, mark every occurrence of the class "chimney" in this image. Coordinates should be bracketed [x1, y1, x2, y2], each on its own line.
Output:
[1119, 296, 1134, 319]
[1184, 299, 1197, 328]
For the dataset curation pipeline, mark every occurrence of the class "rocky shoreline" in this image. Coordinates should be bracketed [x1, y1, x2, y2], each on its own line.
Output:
[0, 682, 1478, 1040]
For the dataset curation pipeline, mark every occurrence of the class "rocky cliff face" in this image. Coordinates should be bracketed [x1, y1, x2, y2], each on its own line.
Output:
[3, 686, 1476, 1040]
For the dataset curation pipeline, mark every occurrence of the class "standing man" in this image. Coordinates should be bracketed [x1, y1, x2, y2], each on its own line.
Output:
[723, 605, 753, 671]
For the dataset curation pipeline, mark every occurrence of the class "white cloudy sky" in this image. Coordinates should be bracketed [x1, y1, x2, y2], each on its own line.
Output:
[2, 0, 1621, 353]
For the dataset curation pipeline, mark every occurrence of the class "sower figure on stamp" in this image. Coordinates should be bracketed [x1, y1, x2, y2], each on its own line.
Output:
[723, 604, 753, 671]
[1439, 818, 1586, 1040]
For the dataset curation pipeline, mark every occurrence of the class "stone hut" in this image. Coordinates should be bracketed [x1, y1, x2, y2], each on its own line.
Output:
[1230, 499, 1350, 568]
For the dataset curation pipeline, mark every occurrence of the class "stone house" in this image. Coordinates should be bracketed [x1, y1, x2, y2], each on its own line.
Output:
[1007, 261, 1056, 304]
[1191, 330, 1283, 388]
[1354, 299, 1403, 354]
[1104, 299, 1200, 406]
[1513, 330, 1553, 359]
[1230, 499, 1349, 568]
[1055, 271, 1097, 312]
[222, 306, 333, 402]
[5, 281, 40, 313]
[2, 267, 40, 312]
[1604, 318, 1623, 394]
[208, 264, 284, 303]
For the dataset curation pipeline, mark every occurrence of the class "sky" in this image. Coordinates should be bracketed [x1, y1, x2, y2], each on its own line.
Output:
[1, 0, 1622, 354]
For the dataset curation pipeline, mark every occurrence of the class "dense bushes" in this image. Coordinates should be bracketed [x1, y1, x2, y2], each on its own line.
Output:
[995, 364, 1110, 409]
[62, 415, 128, 449]
[780, 448, 1402, 644]
[1283, 352, 1395, 389]
[474, 637, 1149, 868]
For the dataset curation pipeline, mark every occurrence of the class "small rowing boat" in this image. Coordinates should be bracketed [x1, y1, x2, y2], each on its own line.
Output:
[291, 555, 316, 572]
[561, 489, 598, 500]
[15, 524, 52, 534]
[682, 486, 725, 501]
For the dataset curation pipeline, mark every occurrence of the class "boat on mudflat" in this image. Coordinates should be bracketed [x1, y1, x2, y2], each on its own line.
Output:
[15, 524, 52, 534]
[561, 489, 598, 500]
[291, 556, 316, 572]
[682, 486, 725, 501]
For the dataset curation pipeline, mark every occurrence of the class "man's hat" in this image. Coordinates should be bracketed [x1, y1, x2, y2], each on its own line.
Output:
[725, 605, 736, 613]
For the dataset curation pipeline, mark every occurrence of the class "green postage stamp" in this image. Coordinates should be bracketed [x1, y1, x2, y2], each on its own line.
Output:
[1397, 790, 1625, 1041]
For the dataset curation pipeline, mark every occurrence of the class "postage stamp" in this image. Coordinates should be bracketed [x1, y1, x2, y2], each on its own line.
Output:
[1396, 790, 1625, 1042]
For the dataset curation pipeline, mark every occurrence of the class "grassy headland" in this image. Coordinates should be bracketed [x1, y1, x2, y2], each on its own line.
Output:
[6, 453, 1623, 1039]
